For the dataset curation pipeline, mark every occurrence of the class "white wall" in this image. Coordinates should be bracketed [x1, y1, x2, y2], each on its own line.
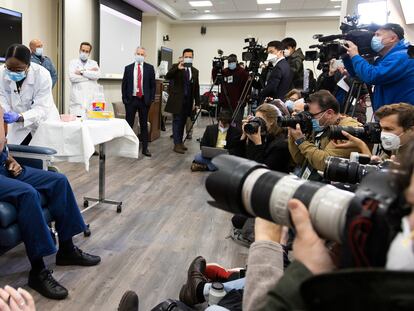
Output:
[0, 0, 59, 104]
[388, 0, 414, 42]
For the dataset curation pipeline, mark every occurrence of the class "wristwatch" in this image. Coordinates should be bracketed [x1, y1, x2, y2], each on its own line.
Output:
[295, 137, 306, 146]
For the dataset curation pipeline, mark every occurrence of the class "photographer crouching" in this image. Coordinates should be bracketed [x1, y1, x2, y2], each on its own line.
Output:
[286, 90, 360, 180]
[344, 23, 414, 110]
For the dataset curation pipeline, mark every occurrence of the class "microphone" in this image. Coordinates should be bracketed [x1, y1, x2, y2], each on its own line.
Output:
[318, 34, 344, 42]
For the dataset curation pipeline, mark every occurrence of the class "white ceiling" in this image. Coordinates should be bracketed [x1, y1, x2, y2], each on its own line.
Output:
[125, 0, 342, 22]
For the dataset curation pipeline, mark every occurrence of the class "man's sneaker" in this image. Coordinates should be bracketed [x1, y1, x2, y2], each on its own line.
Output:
[118, 290, 139, 311]
[191, 162, 208, 172]
[28, 269, 68, 300]
[179, 256, 208, 306]
[56, 246, 101, 266]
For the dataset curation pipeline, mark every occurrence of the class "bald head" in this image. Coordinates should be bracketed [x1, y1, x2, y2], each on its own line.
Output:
[29, 39, 43, 53]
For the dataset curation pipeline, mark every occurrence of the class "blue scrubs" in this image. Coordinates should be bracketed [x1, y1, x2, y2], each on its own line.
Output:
[0, 147, 86, 260]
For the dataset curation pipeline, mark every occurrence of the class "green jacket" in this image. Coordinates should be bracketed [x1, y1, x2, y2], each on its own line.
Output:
[287, 48, 305, 89]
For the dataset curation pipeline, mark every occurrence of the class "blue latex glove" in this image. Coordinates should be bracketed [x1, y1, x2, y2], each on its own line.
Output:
[3, 111, 20, 124]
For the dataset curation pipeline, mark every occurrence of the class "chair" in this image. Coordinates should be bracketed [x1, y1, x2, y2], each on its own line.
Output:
[0, 144, 57, 255]
[112, 102, 151, 136]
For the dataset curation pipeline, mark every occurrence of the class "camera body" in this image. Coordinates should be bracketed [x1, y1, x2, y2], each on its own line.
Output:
[212, 49, 228, 71]
[242, 38, 267, 72]
[244, 117, 267, 135]
[327, 122, 382, 144]
[277, 110, 313, 134]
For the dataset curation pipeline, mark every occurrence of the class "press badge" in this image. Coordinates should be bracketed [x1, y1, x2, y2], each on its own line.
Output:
[301, 166, 312, 180]
[227, 75, 233, 83]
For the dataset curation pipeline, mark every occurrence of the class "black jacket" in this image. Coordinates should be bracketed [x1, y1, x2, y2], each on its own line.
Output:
[243, 133, 291, 173]
[260, 59, 293, 103]
[287, 48, 305, 89]
[200, 124, 242, 155]
[122, 62, 156, 106]
[165, 64, 200, 115]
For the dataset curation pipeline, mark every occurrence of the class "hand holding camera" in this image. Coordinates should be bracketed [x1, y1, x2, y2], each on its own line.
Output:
[331, 130, 372, 155]
[242, 116, 263, 145]
[178, 57, 184, 70]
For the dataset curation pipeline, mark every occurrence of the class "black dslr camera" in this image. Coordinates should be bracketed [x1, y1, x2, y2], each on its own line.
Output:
[244, 117, 267, 135]
[277, 105, 313, 134]
[327, 122, 382, 144]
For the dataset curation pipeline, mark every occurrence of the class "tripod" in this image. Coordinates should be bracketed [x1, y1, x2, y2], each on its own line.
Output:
[183, 70, 233, 143]
[343, 78, 374, 118]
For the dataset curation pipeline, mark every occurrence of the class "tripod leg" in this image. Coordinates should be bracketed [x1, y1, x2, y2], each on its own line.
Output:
[183, 108, 203, 143]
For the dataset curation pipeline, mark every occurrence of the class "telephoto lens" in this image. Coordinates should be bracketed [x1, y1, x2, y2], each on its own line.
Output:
[244, 117, 267, 135]
[277, 110, 313, 134]
[327, 122, 382, 144]
[206, 155, 354, 242]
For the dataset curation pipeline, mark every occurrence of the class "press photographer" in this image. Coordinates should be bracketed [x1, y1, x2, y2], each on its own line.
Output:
[212, 53, 249, 124]
[333, 103, 414, 158]
[344, 23, 414, 110]
[259, 41, 293, 103]
[286, 90, 359, 180]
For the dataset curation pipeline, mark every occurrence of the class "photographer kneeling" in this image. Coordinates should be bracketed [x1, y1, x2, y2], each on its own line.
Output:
[288, 90, 360, 180]
[241, 103, 291, 173]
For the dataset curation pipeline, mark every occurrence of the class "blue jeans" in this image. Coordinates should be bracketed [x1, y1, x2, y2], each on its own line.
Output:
[194, 153, 217, 171]
[0, 165, 86, 260]
[203, 278, 245, 303]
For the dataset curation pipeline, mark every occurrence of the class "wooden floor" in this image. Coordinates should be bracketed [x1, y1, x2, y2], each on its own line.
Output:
[0, 117, 248, 311]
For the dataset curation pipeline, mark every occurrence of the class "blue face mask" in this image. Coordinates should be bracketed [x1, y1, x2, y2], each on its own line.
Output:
[285, 100, 295, 111]
[371, 36, 384, 53]
[228, 62, 237, 70]
[6, 70, 26, 82]
[311, 118, 324, 132]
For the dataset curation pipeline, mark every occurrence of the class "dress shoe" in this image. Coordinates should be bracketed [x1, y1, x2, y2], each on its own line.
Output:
[173, 144, 186, 154]
[180, 143, 188, 151]
[179, 256, 208, 306]
[191, 162, 208, 172]
[118, 290, 139, 311]
[56, 246, 101, 266]
[28, 269, 68, 300]
[142, 149, 152, 157]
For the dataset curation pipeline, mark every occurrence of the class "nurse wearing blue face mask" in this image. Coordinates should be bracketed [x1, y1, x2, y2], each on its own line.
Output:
[0, 44, 59, 145]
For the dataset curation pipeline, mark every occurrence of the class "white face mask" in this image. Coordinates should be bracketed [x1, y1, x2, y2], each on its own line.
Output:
[283, 49, 291, 57]
[381, 131, 402, 151]
[135, 55, 145, 64]
[386, 217, 414, 270]
[80, 52, 89, 61]
[266, 53, 278, 64]
[35, 47, 43, 57]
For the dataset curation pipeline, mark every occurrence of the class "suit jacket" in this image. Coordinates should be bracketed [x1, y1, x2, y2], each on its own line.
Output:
[165, 64, 200, 115]
[260, 59, 293, 103]
[122, 62, 156, 106]
[200, 124, 242, 155]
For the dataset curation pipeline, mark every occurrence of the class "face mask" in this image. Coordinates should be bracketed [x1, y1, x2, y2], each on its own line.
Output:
[266, 53, 278, 64]
[35, 48, 43, 57]
[386, 217, 414, 270]
[183, 57, 193, 64]
[284, 49, 291, 57]
[79, 52, 89, 61]
[371, 36, 385, 53]
[6, 69, 26, 82]
[135, 55, 144, 64]
[219, 125, 229, 133]
[285, 100, 295, 111]
[311, 111, 327, 132]
[381, 131, 401, 150]
[228, 62, 237, 70]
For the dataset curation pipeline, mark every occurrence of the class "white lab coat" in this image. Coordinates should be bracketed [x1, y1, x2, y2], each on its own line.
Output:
[0, 63, 59, 144]
[69, 58, 101, 116]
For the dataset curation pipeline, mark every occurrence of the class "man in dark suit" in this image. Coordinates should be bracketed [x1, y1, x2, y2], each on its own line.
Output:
[165, 48, 200, 154]
[122, 47, 156, 157]
[259, 41, 293, 103]
[191, 110, 242, 171]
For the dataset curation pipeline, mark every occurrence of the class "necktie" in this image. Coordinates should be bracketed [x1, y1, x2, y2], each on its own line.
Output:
[137, 64, 143, 98]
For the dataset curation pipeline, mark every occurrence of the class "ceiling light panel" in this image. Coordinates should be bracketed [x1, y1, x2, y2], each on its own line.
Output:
[189, 1, 213, 7]
[257, 0, 281, 4]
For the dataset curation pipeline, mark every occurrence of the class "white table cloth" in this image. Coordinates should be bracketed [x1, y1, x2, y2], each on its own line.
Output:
[30, 118, 139, 170]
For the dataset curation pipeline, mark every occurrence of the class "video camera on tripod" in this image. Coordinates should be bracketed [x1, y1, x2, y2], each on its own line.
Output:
[305, 15, 378, 71]
[212, 49, 229, 71]
[242, 37, 267, 73]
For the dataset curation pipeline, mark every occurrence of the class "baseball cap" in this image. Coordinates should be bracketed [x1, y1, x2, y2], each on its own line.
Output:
[381, 23, 405, 40]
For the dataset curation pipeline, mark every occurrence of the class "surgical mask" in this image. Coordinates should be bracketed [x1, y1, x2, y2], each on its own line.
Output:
[266, 53, 278, 64]
[135, 55, 144, 64]
[386, 217, 414, 270]
[35, 48, 43, 57]
[381, 131, 402, 150]
[228, 62, 237, 70]
[183, 57, 193, 64]
[371, 36, 385, 53]
[283, 49, 291, 57]
[80, 52, 89, 61]
[6, 69, 26, 82]
[285, 100, 295, 111]
[311, 111, 327, 132]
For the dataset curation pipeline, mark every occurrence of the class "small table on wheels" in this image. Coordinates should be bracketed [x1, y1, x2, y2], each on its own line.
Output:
[30, 118, 139, 235]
